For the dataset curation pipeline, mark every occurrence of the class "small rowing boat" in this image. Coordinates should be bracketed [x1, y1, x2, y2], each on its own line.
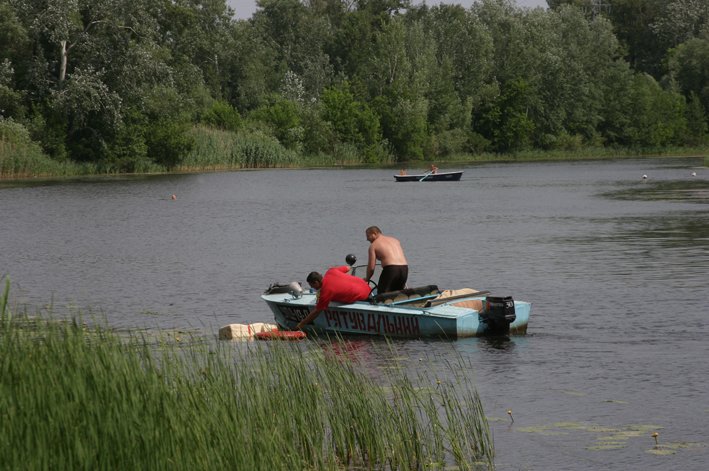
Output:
[394, 170, 463, 182]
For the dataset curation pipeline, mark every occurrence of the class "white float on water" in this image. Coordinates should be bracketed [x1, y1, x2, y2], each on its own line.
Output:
[218, 322, 278, 340]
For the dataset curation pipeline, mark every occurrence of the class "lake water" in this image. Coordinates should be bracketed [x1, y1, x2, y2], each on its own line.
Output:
[1, 158, 708, 470]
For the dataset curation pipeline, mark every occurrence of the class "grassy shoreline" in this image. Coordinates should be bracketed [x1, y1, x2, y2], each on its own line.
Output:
[2, 121, 707, 181]
[2, 147, 707, 183]
[1, 280, 494, 469]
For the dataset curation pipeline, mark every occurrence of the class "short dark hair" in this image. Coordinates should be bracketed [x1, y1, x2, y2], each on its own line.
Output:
[306, 271, 322, 284]
[365, 226, 381, 235]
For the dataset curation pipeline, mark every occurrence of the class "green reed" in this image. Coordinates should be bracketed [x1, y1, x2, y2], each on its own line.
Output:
[181, 126, 299, 170]
[0, 137, 88, 179]
[0, 287, 494, 469]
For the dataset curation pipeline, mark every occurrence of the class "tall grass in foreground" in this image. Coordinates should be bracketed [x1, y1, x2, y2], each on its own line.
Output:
[0, 284, 494, 470]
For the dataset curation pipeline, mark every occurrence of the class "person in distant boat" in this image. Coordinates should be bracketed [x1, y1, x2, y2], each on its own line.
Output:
[295, 266, 371, 330]
[365, 226, 409, 294]
[430, 164, 438, 174]
[399, 168, 408, 175]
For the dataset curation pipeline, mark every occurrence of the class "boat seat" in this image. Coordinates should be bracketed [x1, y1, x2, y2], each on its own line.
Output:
[373, 285, 439, 305]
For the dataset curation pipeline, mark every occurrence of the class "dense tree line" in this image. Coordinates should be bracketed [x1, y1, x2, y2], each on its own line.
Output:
[1, 0, 708, 172]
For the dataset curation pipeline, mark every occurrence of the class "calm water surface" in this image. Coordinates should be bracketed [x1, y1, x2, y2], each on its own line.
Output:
[2, 158, 708, 470]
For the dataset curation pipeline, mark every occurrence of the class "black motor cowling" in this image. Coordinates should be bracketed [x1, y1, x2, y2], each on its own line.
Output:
[481, 296, 516, 335]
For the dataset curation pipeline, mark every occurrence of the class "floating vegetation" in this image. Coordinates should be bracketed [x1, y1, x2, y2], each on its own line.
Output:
[514, 421, 667, 451]
[561, 389, 587, 397]
[588, 440, 626, 451]
[516, 425, 570, 436]
[646, 441, 707, 456]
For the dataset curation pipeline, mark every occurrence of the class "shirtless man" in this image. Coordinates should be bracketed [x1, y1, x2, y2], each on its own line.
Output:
[365, 226, 409, 294]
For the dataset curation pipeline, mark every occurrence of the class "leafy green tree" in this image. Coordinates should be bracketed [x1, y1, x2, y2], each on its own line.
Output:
[156, 0, 236, 98]
[250, 95, 304, 151]
[472, 77, 535, 152]
[423, 4, 494, 101]
[0, 2, 31, 89]
[199, 100, 242, 131]
[361, 16, 434, 159]
[0, 60, 25, 120]
[223, 20, 275, 111]
[141, 86, 195, 168]
[605, 0, 666, 77]
[651, 0, 709, 48]
[596, 60, 635, 146]
[252, 0, 335, 99]
[330, 0, 412, 79]
[668, 37, 709, 119]
[623, 73, 687, 147]
[320, 82, 382, 153]
[50, 66, 122, 161]
[104, 109, 150, 172]
[684, 91, 708, 145]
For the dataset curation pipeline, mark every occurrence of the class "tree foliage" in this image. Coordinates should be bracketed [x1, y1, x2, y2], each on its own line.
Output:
[0, 0, 707, 171]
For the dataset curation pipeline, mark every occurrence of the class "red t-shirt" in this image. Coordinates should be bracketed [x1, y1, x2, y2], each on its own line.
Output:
[315, 266, 371, 311]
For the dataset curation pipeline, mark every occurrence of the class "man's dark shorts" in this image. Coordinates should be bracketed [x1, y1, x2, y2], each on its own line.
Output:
[377, 265, 408, 294]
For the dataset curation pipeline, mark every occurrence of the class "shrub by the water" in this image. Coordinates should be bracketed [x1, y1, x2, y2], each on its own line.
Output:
[0, 119, 86, 178]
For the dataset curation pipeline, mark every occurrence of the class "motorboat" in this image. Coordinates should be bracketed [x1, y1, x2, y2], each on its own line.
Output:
[261, 257, 530, 339]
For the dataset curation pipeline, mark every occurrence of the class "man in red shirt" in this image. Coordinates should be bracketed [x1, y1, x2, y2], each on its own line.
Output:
[295, 266, 371, 330]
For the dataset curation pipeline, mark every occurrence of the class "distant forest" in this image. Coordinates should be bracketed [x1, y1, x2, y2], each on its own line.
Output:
[1, 0, 708, 173]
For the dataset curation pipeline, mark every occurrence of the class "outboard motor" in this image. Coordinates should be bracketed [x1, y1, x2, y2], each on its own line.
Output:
[481, 296, 516, 335]
[288, 281, 304, 298]
[264, 281, 304, 298]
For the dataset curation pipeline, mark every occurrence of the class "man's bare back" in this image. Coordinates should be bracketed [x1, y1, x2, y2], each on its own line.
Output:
[370, 235, 407, 266]
[365, 226, 408, 283]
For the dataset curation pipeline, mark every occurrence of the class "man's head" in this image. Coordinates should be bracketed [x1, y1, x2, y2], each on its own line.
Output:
[306, 271, 323, 290]
[365, 226, 381, 243]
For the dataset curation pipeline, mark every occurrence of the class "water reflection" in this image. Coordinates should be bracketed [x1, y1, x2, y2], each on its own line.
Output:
[477, 335, 515, 351]
[604, 179, 709, 204]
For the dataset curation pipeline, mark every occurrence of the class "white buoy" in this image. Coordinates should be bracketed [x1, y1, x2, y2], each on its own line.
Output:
[642, 174, 648, 180]
[691, 172, 697, 177]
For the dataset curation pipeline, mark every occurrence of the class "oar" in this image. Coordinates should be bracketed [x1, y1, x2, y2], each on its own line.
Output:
[419, 170, 434, 182]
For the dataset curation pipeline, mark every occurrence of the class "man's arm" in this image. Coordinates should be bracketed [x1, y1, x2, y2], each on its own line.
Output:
[296, 284, 332, 330]
[296, 308, 322, 330]
[366, 244, 376, 281]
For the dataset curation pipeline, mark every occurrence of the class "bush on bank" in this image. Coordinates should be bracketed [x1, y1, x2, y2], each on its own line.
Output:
[0, 118, 89, 178]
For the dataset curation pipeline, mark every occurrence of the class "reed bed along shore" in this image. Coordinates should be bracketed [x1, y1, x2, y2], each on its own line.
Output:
[0, 281, 494, 470]
[4, 118, 707, 181]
